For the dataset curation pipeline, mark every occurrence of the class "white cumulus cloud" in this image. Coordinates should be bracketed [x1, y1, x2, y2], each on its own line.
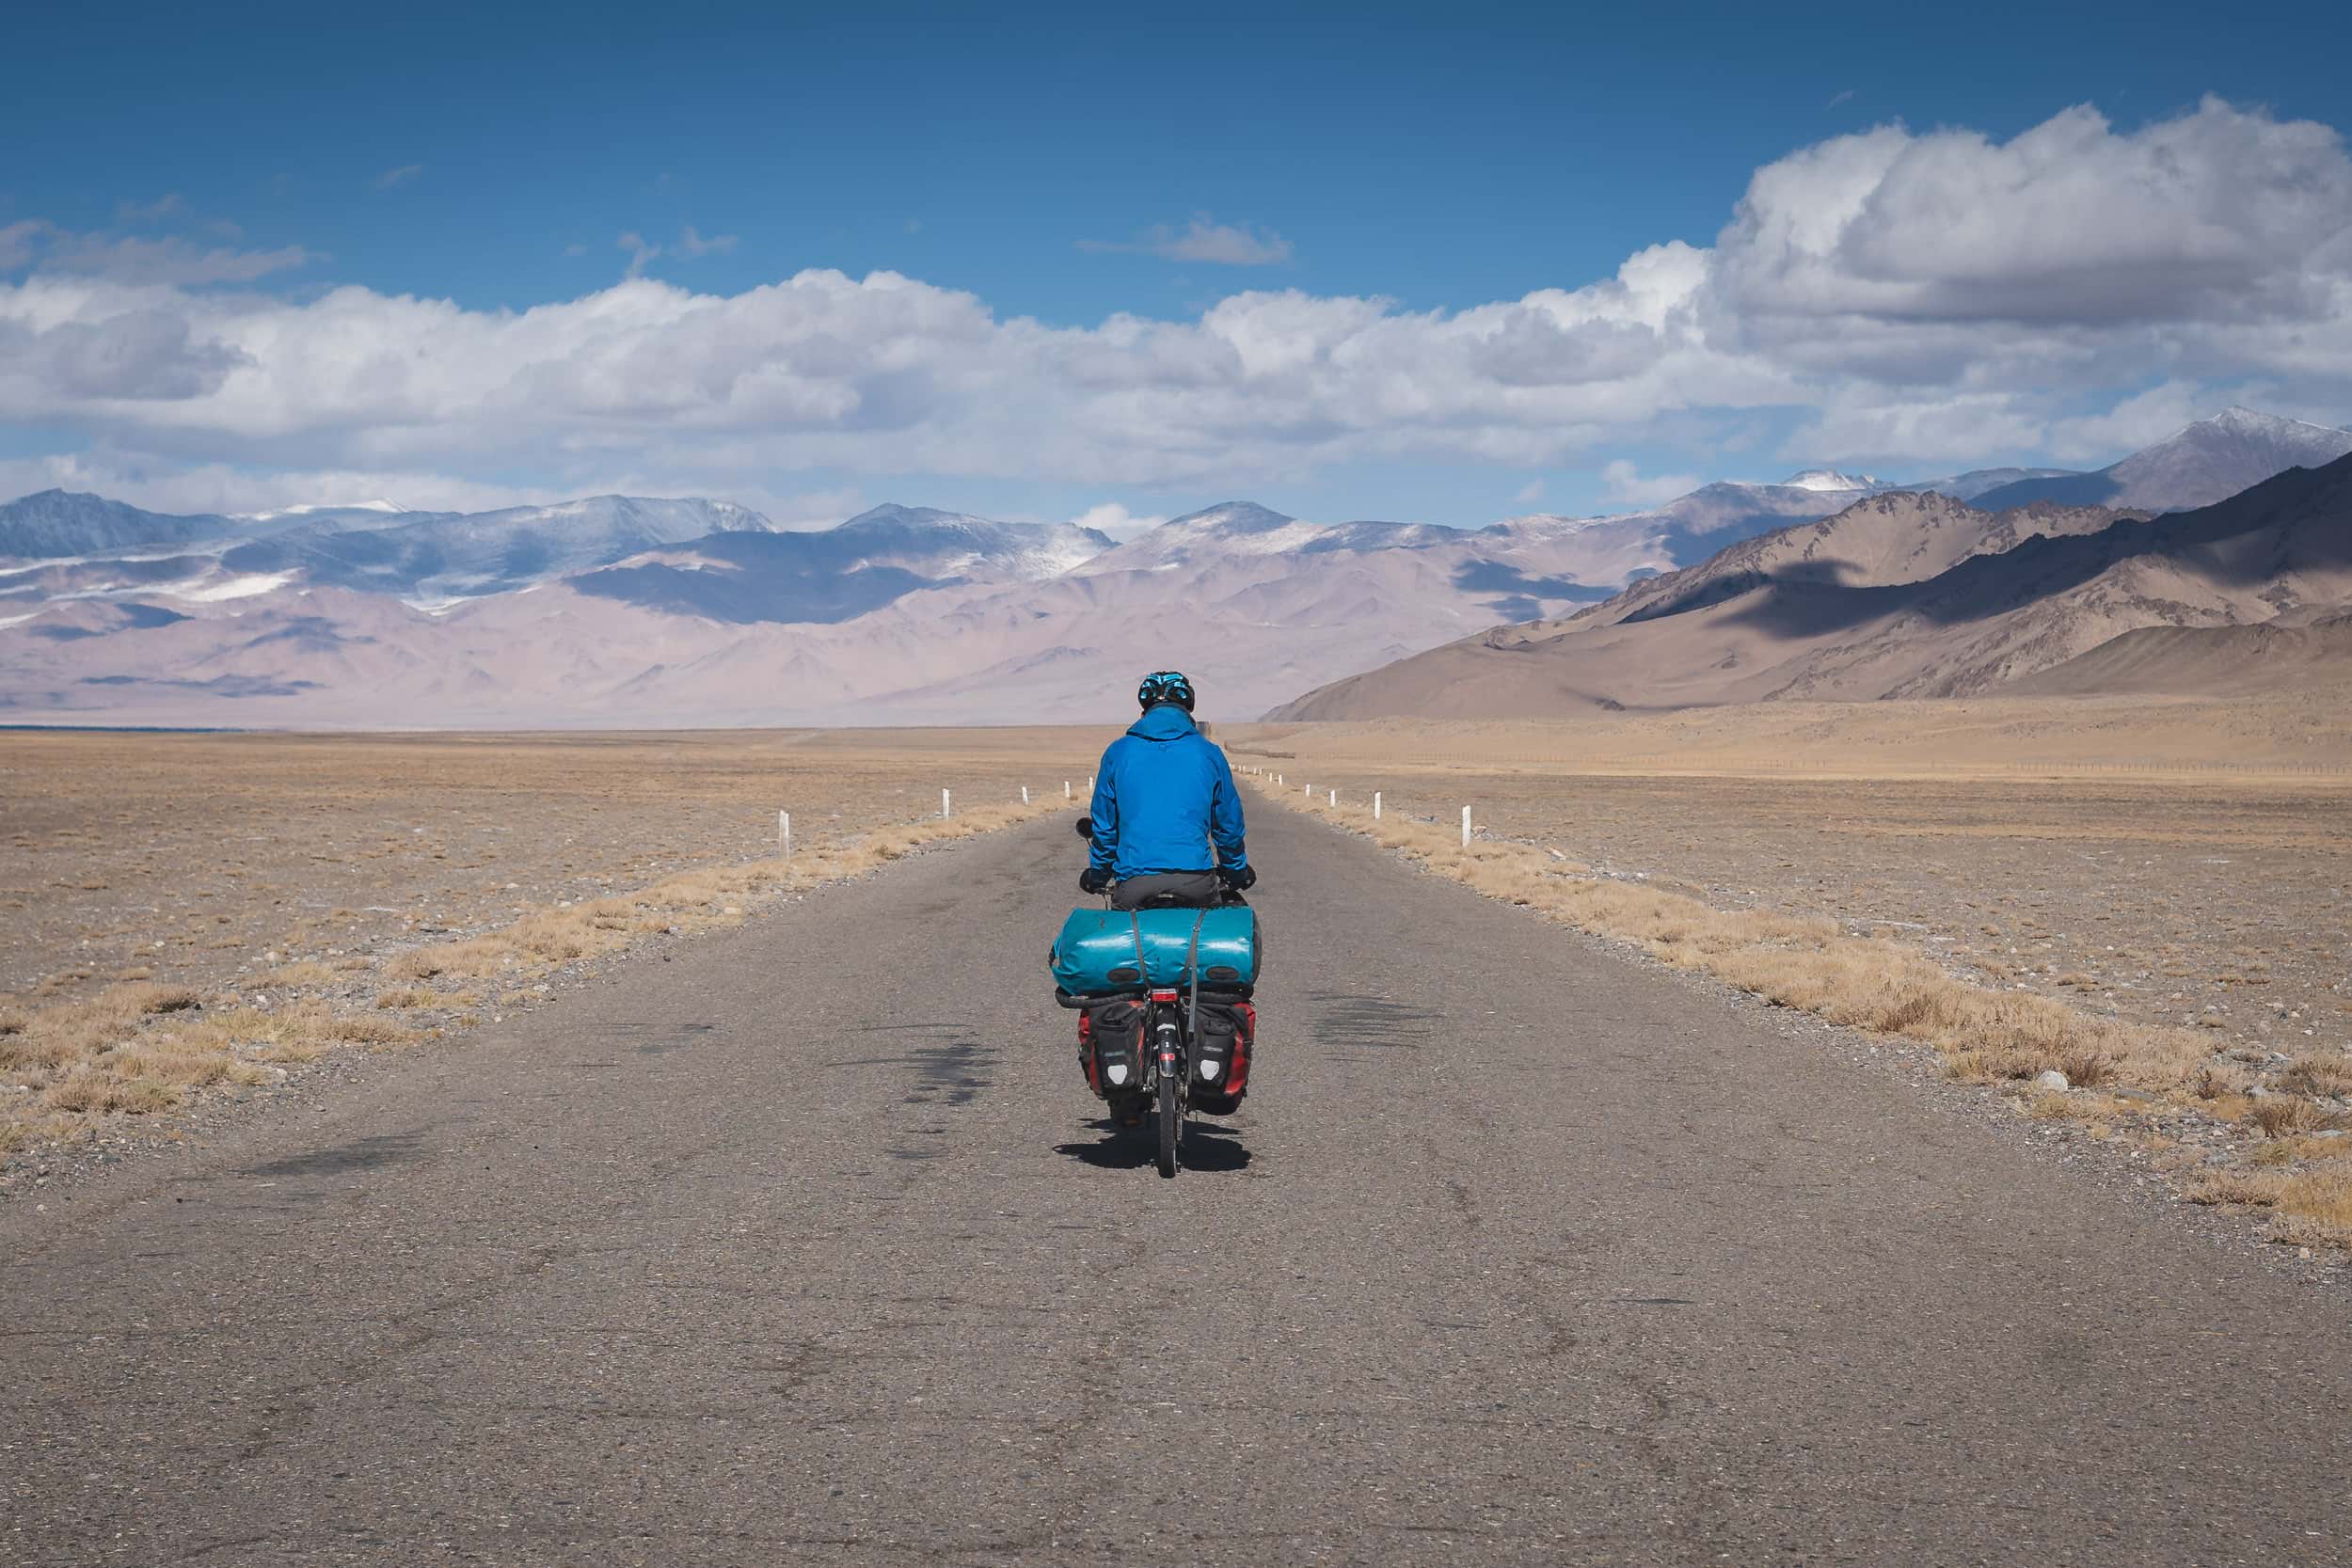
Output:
[1, 97, 2347, 504]
[1709, 97, 2352, 399]
[1601, 460, 1704, 507]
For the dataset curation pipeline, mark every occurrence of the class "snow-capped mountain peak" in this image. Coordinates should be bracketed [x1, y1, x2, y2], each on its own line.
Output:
[1160, 501, 1299, 537]
[240, 498, 411, 522]
[2207, 405, 2346, 437]
[830, 502, 1114, 578]
[1778, 469, 1883, 493]
[1970, 405, 2352, 513]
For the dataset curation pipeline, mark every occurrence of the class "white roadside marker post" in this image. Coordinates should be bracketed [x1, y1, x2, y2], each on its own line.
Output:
[1302, 783, 1310, 798]
[1064, 781, 1072, 799]
[1327, 788, 1336, 806]
[779, 811, 791, 859]
[1374, 791, 1382, 820]
[943, 788, 952, 820]
[1461, 805, 1472, 847]
[1022, 785, 1029, 804]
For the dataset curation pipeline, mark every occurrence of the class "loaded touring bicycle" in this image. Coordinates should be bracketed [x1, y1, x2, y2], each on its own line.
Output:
[1051, 818, 1261, 1178]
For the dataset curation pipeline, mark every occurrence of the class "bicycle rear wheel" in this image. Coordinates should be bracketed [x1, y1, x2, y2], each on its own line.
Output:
[1155, 1070, 1179, 1178]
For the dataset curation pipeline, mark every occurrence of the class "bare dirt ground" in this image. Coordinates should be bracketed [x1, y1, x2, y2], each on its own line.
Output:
[1231, 698, 2352, 1053]
[1250, 770, 2351, 1059]
[1230, 695, 2352, 1246]
[0, 727, 1101, 1156]
[1, 727, 1096, 1003]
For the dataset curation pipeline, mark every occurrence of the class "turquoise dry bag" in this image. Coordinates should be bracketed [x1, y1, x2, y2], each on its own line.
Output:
[1049, 906, 1262, 997]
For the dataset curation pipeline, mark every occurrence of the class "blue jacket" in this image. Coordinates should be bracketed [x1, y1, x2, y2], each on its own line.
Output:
[1088, 705, 1248, 880]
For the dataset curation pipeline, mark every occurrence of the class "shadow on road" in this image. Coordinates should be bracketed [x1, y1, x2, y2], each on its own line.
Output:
[1054, 1117, 1254, 1173]
[240, 1132, 425, 1179]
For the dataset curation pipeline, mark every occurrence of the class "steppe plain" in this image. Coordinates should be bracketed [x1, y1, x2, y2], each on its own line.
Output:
[0, 727, 1094, 1154]
[1231, 696, 2352, 1053]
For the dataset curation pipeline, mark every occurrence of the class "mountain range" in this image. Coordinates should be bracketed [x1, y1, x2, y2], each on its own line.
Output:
[1969, 407, 2352, 512]
[1271, 449, 2352, 719]
[2, 408, 2344, 727]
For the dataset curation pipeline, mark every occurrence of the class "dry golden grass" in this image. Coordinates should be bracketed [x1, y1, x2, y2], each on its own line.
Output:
[2251, 1097, 2330, 1139]
[2195, 1061, 2251, 1100]
[2284, 1133, 2352, 1164]
[374, 987, 439, 1010]
[2282, 1054, 2352, 1098]
[2279, 1166, 2352, 1225]
[112, 982, 200, 1016]
[41, 1074, 182, 1116]
[2194, 1164, 2352, 1249]
[383, 950, 448, 981]
[8, 991, 420, 1119]
[2185, 1168, 2292, 1208]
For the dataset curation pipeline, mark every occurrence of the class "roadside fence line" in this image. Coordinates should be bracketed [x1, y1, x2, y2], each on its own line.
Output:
[1243, 760, 1481, 850]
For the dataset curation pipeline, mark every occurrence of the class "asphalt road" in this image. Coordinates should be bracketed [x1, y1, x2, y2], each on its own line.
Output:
[6, 804, 2349, 1567]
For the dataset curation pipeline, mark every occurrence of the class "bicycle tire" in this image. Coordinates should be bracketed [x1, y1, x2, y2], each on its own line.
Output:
[1156, 1070, 1179, 1178]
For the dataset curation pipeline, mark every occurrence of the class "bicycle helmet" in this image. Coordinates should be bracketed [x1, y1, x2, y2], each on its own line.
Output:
[1136, 670, 1196, 712]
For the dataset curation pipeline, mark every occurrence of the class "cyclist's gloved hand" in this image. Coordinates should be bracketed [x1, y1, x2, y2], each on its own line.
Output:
[1078, 865, 1113, 895]
[1219, 863, 1257, 892]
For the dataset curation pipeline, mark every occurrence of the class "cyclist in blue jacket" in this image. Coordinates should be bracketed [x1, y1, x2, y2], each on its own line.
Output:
[1080, 671, 1254, 910]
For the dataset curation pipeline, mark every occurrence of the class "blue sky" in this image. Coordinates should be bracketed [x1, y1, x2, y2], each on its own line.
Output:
[5, 0, 2351, 530]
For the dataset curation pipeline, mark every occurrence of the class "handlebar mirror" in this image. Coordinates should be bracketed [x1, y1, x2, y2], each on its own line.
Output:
[1072, 816, 1093, 840]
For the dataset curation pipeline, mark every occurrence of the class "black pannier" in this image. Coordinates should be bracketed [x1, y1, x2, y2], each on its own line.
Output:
[1189, 997, 1255, 1115]
[1079, 998, 1146, 1098]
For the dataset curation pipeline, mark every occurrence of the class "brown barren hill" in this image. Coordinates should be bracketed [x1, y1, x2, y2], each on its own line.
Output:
[1270, 490, 2126, 719]
[2010, 612, 2352, 697]
[1270, 452, 2352, 719]
[1588, 489, 2129, 630]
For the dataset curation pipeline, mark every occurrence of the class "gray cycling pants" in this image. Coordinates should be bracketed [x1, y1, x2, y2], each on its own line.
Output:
[1108, 871, 1223, 910]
